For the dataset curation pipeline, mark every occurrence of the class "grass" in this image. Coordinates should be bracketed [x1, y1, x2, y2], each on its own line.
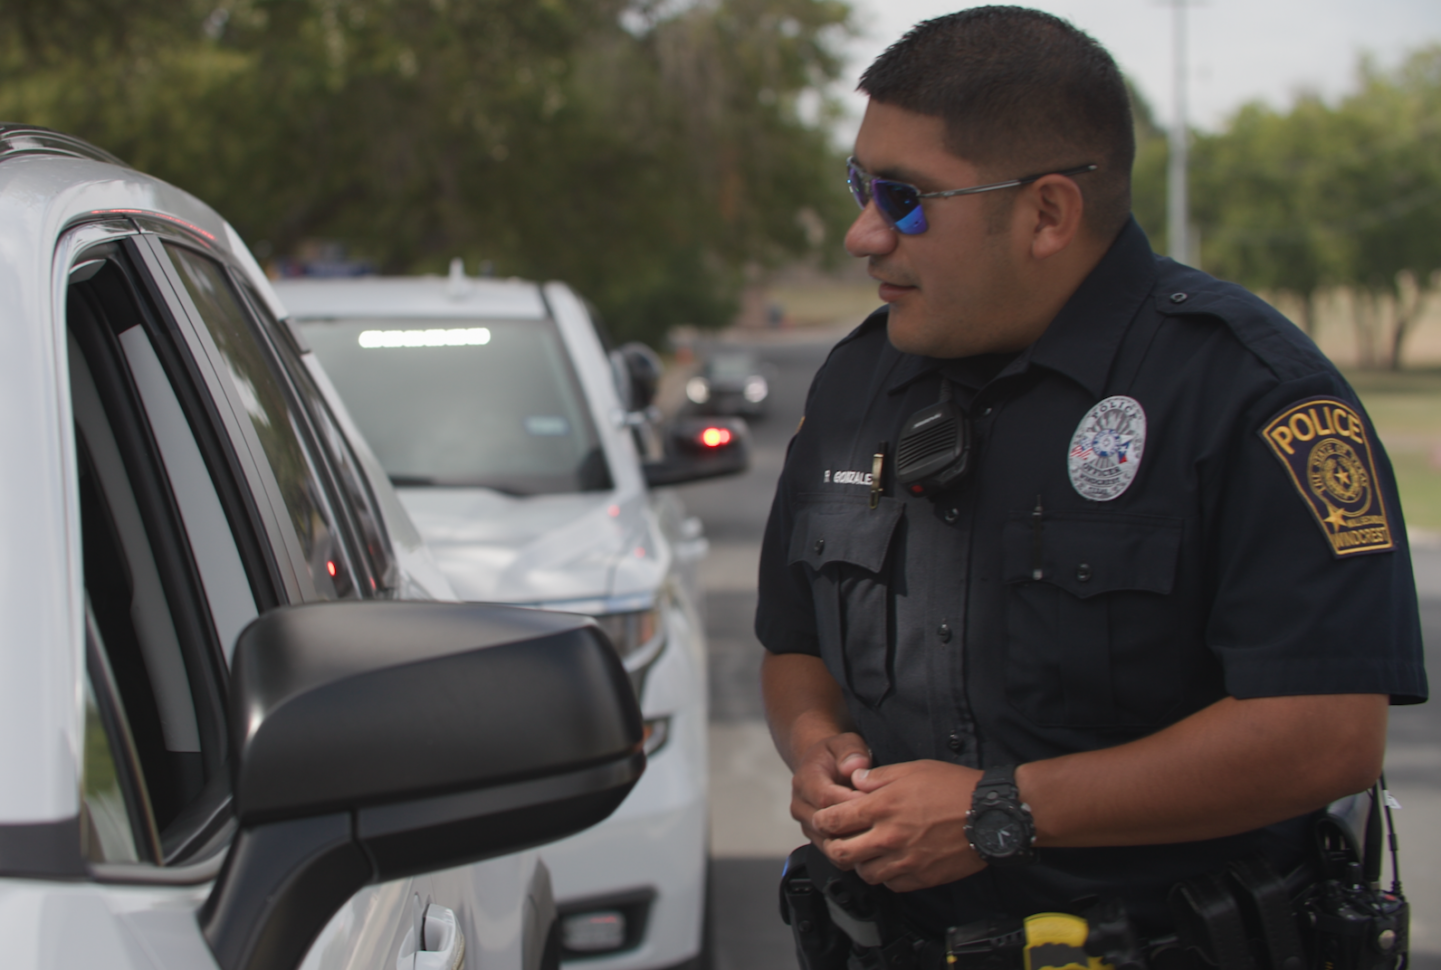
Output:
[1345, 368, 1441, 533]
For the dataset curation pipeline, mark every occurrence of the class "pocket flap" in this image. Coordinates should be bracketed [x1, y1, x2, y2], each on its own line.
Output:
[788, 496, 903, 574]
[1002, 511, 1182, 598]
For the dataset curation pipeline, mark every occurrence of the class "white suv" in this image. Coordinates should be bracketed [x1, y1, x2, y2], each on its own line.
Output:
[0, 125, 643, 970]
[276, 268, 748, 970]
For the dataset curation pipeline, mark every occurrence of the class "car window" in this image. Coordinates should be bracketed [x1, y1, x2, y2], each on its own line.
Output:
[162, 243, 358, 598]
[299, 317, 613, 496]
[81, 674, 142, 864]
[68, 253, 238, 861]
[237, 282, 398, 594]
[117, 326, 258, 660]
[708, 353, 756, 381]
[80, 600, 164, 865]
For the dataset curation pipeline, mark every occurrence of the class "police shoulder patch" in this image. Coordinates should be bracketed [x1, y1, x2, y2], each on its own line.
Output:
[1259, 397, 1394, 557]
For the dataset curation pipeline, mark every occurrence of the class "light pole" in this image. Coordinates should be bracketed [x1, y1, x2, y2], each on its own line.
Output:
[1166, 0, 1192, 265]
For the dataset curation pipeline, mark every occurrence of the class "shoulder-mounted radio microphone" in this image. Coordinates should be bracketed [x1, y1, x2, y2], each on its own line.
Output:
[895, 380, 972, 497]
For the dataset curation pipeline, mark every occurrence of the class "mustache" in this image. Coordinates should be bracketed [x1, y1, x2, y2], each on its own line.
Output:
[868, 257, 917, 288]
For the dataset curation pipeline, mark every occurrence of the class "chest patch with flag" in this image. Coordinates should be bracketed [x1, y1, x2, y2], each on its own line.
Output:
[1260, 397, 1394, 557]
[1068, 396, 1146, 501]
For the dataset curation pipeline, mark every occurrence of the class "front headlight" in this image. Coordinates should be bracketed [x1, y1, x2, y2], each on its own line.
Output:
[593, 606, 662, 662]
[685, 376, 711, 404]
[743, 374, 769, 403]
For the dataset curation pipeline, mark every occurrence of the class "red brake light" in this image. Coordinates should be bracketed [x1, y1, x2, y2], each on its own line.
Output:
[326, 561, 337, 577]
[700, 427, 732, 448]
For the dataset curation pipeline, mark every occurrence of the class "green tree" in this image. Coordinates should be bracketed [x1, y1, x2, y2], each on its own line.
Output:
[1189, 97, 1349, 336]
[0, 0, 856, 345]
[1174, 46, 1441, 366]
[1328, 49, 1441, 368]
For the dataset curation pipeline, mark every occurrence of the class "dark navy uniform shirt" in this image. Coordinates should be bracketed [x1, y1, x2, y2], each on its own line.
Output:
[755, 219, 1427, 935]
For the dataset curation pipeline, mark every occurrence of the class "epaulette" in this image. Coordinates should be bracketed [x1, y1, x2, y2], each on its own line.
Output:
[1151, 259, 1332, 384]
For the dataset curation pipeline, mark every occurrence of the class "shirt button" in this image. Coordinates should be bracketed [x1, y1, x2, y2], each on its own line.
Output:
[1076, 563, 1093, 582]
[943, 507, 959, 523]
[937, 622, 952, 643]
[1170, 292, 1188, 304]
[948, 733, 963, 752]
[814, 538, 825, 554]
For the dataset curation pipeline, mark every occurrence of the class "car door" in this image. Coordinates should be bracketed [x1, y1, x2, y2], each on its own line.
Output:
[63, 224, 434, 969]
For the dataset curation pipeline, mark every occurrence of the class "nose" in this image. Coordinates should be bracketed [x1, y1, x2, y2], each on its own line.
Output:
[844, 201, 897, 259]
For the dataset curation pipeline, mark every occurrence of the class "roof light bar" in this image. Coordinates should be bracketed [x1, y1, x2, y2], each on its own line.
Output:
[357, 327, 491, 349]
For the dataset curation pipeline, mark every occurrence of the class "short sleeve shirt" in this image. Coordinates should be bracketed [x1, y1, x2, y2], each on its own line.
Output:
[754, 218, 1427, 933]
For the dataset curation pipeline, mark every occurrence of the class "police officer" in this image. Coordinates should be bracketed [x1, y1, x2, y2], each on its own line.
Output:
[756, 5, 1427, 953]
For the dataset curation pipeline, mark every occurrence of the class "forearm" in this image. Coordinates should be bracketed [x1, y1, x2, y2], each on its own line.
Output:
[1017, 693, 1389, 847]
[762, 651, 856, 771]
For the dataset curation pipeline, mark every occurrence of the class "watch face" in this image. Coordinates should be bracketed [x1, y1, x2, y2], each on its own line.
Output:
[971, 808, 1025, 858]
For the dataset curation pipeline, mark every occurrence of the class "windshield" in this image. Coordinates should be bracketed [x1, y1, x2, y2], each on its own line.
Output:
[708, 353, 756, 381]
[298, 317, 612, 496]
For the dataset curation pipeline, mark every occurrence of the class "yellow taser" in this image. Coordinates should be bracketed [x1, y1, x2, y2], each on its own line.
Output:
[1023, 913, 1113, 970]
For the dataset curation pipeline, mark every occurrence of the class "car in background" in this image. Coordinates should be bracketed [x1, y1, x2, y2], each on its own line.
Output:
[276, 264, 748, 970]
[683, 347, 773, 420]
[0, 124, 643, 970]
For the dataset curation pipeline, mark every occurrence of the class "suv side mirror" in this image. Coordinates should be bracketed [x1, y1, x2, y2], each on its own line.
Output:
[615, 342, 663, 411]
[643, 416, 751, 487]
[200, 601, 643, 970]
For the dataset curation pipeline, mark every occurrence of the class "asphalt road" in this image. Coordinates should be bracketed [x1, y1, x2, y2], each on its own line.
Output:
[672, 324, 1441, 970]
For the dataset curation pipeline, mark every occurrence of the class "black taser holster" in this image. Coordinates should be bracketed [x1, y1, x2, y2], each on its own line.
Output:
[779, 844, 946, 970]
[1165, 782, 1410, 970]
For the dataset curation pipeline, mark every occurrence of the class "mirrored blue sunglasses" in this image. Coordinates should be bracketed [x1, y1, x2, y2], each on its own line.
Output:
[845, 157, 1098, 235]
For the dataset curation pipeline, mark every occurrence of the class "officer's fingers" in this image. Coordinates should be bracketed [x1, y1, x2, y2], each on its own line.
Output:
[826, 733, 872, 776]
[848, 764, 904, 792]
[810, 798, 872, 838]
[790, 790, 816, 826]
[822, 832, 890, 874]
[858, 846, 942, 891]
[797, 748, 855, 790]
[793, 769, 860, 813]
[858, 857, 911, 888]
[815, 783, 866, 810]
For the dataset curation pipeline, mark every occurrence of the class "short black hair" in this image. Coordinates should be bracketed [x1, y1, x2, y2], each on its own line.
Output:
[859, 6, 1134, 240]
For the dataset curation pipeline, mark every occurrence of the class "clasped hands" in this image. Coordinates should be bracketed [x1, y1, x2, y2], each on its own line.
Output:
[792, 731, 989, 892]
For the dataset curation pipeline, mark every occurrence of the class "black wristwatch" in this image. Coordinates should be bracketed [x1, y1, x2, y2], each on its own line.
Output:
[965, 765, 1037, 866]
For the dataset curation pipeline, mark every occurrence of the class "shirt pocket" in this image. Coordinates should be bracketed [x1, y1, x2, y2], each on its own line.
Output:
[1002, 510, 1184, 728]
[788, 495, 904, 708]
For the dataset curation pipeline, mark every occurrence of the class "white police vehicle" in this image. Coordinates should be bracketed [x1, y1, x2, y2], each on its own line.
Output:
[0, 124, 645, 970]
[274, 267, 749, 970]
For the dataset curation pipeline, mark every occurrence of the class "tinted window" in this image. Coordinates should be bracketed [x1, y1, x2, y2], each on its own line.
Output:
[82, 671, 144, 863]
[69, 252, 236, 861]
[234, 282, 398, 593]
[163, 244, 356, 598]
[300, 317, 612, 495]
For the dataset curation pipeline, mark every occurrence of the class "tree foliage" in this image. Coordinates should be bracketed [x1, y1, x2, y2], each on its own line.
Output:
[0, 0, 856, 344]
[1134, 47, 1441, 368]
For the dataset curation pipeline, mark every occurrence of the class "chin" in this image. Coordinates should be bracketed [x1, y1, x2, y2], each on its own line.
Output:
[886, 307, 947, 357]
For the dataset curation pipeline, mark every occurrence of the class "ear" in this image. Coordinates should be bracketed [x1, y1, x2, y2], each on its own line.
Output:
[1025, 173, 1086, 261]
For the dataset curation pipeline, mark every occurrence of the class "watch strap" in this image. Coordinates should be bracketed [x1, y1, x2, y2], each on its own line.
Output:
[974, 764, 1021, 801]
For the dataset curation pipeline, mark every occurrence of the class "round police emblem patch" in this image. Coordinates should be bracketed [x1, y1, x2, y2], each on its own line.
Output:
[1068, 396, 1146, 501]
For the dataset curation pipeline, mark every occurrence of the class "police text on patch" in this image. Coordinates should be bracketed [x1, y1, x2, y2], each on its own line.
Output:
[1259, 397, 1394, 557]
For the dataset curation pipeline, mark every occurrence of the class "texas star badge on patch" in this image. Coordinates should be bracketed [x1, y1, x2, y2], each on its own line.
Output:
[1068, 396, 1146, 501]
[1260, 397, 1394, 557]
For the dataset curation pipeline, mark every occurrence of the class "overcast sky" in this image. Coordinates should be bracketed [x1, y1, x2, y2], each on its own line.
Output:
[835, 0, 1441, 142]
